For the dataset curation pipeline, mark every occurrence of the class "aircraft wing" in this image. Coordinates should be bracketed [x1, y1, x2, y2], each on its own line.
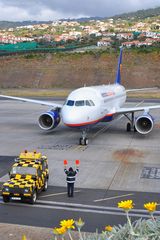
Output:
[126, 87, 158, 93]
[0, 94, 63, 108]
[116, 105, 160, 114]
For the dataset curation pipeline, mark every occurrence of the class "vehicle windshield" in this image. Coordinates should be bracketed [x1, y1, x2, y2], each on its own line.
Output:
[11, 166, 37, 175]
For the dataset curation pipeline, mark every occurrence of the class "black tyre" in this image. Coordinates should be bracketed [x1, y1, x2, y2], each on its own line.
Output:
[134, 126, 137, 132]
[79, 137, 85, 145]
[127, 123, 131, 132]
[84, 138, 89, 145]
[30, 191, 37, 204]
[3, 196, 10, 203]
[43, 179, 48, 191]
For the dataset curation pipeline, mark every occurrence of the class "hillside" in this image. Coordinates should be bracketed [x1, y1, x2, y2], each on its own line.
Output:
[0, 21, 52, 29]
[113, 6, 160, 20]
[0, 51, 159, 90]
[0, 6, 160, 29]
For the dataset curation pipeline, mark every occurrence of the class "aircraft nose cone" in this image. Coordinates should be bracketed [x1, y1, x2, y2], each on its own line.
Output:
[62, 107, 88, 125]
[62, 113, 80, 124]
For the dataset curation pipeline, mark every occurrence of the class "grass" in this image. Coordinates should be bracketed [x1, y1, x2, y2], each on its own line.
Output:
[0, 88, 160, 99]
[0, 88, 72, 98]
[127, 89, 160, 99]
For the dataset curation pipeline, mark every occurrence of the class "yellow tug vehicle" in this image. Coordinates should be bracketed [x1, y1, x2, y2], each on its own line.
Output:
[2, 150, 49, 204]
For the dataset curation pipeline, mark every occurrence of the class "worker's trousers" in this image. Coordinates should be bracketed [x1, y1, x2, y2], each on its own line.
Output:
[67, 182, 74, 197]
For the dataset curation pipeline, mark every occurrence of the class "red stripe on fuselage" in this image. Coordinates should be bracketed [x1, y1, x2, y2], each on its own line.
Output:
[64, 113, 114, 127]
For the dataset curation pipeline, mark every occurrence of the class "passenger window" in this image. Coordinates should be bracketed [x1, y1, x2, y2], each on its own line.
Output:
[66, 100, 74, 106]
[75, 101, 85, 106]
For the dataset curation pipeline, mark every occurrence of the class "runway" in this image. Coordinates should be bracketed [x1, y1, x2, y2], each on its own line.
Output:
[0, 98, 160, 231]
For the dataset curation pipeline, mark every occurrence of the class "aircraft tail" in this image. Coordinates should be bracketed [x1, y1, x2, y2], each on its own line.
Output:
[115, 48, 123, 84]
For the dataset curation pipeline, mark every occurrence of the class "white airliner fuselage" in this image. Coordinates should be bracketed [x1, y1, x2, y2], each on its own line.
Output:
[0, 48, 160, 145]
[62, 84, 126, 128]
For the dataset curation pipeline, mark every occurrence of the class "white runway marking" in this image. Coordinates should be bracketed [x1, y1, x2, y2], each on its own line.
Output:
[1, 199, 158, 218]
[94, 193, 134, 202]
[40, 190, 81, 198]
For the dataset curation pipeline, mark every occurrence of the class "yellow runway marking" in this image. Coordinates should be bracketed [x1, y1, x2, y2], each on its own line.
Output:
[94, 193, 134, 202]
[40, 190, 81, 198]
[73, 145, 88, 151]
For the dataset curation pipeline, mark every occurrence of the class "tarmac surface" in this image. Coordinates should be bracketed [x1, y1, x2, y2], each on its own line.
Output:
[0, 98, 160, 235]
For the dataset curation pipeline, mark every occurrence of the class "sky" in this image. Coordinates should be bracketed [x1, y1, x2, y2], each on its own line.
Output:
[0, 0, 160, 21]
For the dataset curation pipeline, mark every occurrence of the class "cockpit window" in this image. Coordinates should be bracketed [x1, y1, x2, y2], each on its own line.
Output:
[66, 99, 95, 107]
[66, 100, 74, 106]
[86, 100, 91, 106]
[89, 100, 95, 106]
[75, 100, 85, 106]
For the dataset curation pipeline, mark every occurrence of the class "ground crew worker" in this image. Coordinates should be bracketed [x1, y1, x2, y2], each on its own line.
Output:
[64, 163, 79, 197]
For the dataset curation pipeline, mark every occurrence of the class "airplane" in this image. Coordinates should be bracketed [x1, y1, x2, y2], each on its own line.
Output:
[0, 48, 160, 145]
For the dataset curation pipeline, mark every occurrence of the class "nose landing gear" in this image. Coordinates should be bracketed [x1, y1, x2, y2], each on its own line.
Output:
[79, 130, 89, 145]
[125, 112, 137, 132]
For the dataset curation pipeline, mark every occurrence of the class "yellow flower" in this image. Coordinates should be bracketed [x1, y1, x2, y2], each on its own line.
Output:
[144, 202, 157, 212]
[105, 225, 113, 232]
[60, 219, 75, 230]
[53, 228, 59, 235]
[118, 200, 134, 211]
[75, 218, 85, 229]
[53, 226, 67, 235]
[22, 235, 27, 240]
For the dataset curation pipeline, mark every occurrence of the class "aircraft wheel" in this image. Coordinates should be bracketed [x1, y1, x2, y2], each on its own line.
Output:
[79, 137, 83, 145]
[84, 138, 88, 145]
[134, 126, 137, 132]
[79, 138, 87, 146]
[126, 122, 131, 132]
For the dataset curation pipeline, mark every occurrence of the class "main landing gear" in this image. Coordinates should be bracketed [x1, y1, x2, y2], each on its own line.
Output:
[125, 112, 137, 132]
[79, 130, 89, 145]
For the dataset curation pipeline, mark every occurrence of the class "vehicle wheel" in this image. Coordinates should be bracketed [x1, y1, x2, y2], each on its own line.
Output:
[30, 191, 37, 204]
[84, 138, 88, 145]
[126, 122, 131, 132]
[3, 196, 10, 203]
[43, 179, 48, 191]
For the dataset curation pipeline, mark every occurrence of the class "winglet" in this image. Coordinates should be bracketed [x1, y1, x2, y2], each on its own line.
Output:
[115, 47, 123, 84]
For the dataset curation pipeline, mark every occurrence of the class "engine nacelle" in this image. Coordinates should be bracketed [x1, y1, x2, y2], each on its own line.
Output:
[135, 113, 154, 135]
[38, 109, 61, 131]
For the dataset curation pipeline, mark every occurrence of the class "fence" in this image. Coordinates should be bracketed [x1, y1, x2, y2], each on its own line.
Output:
[0, 41, 85, 56]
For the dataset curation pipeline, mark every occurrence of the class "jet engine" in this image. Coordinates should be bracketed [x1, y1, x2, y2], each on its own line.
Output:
[38, 109, 61, 131]
[135, 113, 154, 134]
